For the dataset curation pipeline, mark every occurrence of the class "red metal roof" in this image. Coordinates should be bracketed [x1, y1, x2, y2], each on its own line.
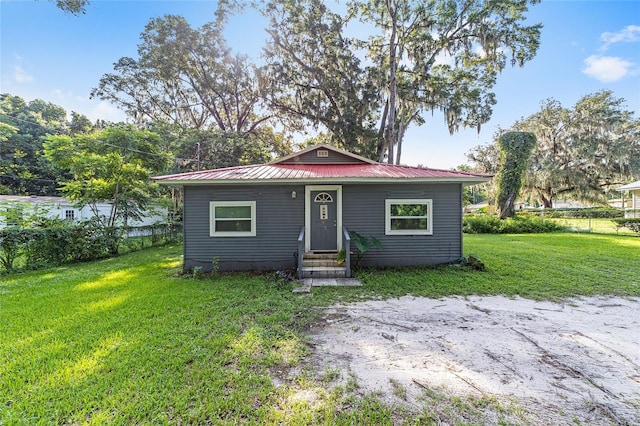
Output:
[153, 163, 490, 184]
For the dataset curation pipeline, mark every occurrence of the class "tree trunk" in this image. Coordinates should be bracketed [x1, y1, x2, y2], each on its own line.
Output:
[395, 108, 407, 165]
[499, 193, 516, 220]
[539, 192, 553, 209]
[377, 99, 389, 162]
[386, 4, 398, 165]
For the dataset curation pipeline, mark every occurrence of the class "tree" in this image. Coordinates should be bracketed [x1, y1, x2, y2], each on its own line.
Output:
[51, 0, 89, 15]
[465, 139, 501, 175]
[495, 132, 536, 218]
[263, 0, 381, 158]
[357, 0, 542, 164]
[263, 0, 542, 163]
[0, 122, 18, 142]
[43, 126, 171, 235]
[462, 140, 500, 205]
[514, 91, 639, 207]
[69, 111, 94, 135]
[92, 15, 272, 137]
[0, 94, 69, 195]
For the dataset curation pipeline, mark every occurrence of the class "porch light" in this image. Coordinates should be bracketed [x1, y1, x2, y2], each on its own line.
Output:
[291, 191, 297, 199]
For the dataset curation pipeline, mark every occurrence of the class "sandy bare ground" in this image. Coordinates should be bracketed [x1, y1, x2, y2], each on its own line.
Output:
[307, 296, 640, 425]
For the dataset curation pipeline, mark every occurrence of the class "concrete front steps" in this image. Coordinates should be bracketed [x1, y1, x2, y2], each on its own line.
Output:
[299, 252, 347, 278]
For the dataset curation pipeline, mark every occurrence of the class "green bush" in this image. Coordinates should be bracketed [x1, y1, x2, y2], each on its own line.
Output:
[526, 207, 624, 219]
[612, 218, 640, 234]
[0, 221, 181, 273]
[0, 229, 29, 271]
[23, 227, 74, 269]
[463, 214, 564, 234]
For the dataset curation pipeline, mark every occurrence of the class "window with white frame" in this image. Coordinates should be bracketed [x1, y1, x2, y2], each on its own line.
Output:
[385, 199, 432, 235]
[210, 201, 256, 237]
[64, 210, 75, 220]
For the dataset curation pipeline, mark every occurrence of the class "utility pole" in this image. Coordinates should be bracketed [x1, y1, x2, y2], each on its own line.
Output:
[196, 142, 201, 171]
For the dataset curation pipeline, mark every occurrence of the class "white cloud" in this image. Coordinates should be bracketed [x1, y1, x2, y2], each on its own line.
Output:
[13, 65, 33, 83]
[582, 55, 636, 82]
[51, 89, 74, 100]
[600, 25, 640, 50]
[88, 101, 127, 122]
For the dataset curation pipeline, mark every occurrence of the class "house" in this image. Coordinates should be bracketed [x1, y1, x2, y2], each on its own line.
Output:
[0, 195, 167, 229]
[152, 144, 490, 278]
[616, 180, 640, 218]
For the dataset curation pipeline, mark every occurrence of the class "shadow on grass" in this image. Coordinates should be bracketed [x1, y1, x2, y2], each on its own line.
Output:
[0, 245, 318, 424]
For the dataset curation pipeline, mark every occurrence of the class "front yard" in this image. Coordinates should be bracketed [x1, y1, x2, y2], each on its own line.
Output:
[1, 233, 638, 424]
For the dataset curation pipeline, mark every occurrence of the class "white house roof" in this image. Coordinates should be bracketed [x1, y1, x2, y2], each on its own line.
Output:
[0, 195, 71, 204]
[617, 180, 640, 191]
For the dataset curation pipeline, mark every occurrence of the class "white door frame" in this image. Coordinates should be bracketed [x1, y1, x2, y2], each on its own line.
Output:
[305, 185, 342, 252]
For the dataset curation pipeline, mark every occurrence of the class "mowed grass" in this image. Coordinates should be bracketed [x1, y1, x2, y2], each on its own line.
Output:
[1, 233, 639, 424]
[358, 233, 640, 301]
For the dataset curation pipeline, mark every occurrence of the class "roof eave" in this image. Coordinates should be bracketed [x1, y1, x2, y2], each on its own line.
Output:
[154, 176, 492, 186]
[616, 180, 640, 191]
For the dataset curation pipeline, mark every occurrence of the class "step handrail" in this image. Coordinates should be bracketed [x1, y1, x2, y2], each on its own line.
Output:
[342, 226, 351, 278]
[297, 226, 305, 277]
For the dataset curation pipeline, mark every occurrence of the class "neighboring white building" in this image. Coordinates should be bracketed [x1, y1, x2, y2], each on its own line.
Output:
[617, 180, 640, 218]
[0, 195, 167, 229]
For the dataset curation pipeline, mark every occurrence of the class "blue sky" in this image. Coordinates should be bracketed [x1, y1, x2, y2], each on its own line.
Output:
[1, 0, 639, 169]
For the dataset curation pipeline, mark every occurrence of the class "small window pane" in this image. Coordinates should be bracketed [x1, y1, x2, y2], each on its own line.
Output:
[215, 219, 252, 232]
[215, 206, 251, 219]
[210, 201, 256, 237]
[390, 204, 428, 217]
[391, 218, 427, 230]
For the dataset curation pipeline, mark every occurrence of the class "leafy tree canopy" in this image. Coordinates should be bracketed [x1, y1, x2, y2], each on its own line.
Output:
[52, 0, 89, 15]
[0, 94, 79, 195]
[514, 91, 639, 207]
[263, 0, 542, 163]
[465, 91, 640, 208]
[43, 126, 171, 228]
[92, 14, 273, 137]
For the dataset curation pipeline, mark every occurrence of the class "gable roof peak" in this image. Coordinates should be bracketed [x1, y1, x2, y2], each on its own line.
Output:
[271, 144, 378, 165]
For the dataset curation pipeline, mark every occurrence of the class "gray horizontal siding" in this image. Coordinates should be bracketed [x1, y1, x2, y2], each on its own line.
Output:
[342, 183, 463, 267]
[184, 185, 304, 272]
[280, 149, 361, 164]
[183, 182, 463, 272]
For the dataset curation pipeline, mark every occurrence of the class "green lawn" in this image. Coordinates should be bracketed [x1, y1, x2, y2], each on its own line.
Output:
[1, 233, 639, 424]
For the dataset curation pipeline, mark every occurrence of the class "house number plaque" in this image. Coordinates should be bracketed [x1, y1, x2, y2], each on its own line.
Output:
[320, 205, 328, 220]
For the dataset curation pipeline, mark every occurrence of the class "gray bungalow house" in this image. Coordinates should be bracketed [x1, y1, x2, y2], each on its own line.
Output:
[153, 144, 489, 278]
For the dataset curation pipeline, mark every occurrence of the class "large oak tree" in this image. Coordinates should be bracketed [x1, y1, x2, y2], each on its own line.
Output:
[514, 91, 640, 207]
[92, 15, 272, 136]
[466, 91, 640, 208]
[263, 0, 542, 163]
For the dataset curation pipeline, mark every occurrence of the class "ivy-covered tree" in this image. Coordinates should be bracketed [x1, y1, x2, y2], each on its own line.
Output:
[495, 132, 536, 218]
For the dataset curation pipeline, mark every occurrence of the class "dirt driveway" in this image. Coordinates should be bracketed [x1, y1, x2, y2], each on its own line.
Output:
[308, 295, 639, 425]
